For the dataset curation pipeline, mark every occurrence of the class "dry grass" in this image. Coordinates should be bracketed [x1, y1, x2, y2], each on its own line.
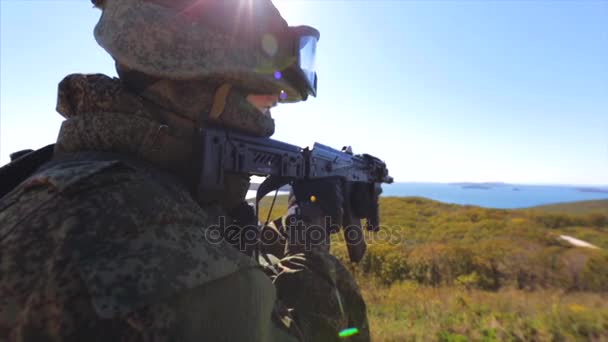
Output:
[359, 279, 608, 341]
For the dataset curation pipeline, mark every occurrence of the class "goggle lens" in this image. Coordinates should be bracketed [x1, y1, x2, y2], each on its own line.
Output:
[298, 35, 318, 96]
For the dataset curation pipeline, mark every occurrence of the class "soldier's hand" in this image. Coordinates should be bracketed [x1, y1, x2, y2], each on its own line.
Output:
[291, 177, 344, 224]
[284, 177, 344, 254]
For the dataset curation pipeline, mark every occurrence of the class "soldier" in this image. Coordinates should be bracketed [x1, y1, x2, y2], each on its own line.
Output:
[0, 0, 369, 341]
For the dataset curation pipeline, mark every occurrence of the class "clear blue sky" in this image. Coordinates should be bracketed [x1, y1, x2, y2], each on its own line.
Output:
[1, 0, 607, 185]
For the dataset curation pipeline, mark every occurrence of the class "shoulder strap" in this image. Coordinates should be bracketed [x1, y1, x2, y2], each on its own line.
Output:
[0, 144, 55, 198]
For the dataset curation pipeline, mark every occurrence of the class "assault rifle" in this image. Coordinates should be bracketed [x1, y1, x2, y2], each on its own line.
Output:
[199, 127, 393, 262]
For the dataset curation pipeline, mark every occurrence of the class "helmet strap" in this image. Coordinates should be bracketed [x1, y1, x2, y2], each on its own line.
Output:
[209, 83, 233, 120]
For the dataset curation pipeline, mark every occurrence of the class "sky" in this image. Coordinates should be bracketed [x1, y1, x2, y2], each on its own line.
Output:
[1, 0, 607, 185]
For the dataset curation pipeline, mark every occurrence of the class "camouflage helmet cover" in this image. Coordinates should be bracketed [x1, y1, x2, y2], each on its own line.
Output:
[93, 0, 313, 102]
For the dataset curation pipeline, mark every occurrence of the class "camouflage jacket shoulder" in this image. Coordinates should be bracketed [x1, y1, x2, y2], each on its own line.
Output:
[0, 152, 257, 320]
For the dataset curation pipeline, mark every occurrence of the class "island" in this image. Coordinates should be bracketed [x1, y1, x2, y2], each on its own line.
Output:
[577, 187, 608, 194]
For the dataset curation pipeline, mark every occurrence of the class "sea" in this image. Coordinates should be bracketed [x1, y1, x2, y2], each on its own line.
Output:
[381, 182, 608, 209]
[247, 182, 608, 209]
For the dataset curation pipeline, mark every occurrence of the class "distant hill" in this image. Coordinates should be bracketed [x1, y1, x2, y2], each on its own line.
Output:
[576, 187, 608, 194]
[448, 182, 510, 187]
[257, 195, 608, 292]
[527, 199, 608, 215]
[248, 183, 291, 192]
[255, 195, 608, 216]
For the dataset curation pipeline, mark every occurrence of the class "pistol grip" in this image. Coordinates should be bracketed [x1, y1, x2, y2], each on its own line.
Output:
[343, 182, 367, 263]
[343, 216, 367, 263]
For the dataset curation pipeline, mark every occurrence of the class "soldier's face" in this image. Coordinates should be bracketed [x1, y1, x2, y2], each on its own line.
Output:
[246, 94, 279, 118]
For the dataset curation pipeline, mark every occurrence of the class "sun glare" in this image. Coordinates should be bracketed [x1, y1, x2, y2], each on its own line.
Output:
[272, 0, 307, 24]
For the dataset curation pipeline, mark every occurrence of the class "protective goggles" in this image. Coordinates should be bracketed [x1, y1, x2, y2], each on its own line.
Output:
[278, 25, 320, 102]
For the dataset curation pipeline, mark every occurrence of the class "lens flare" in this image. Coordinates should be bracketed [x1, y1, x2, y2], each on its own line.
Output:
[339, 328, 359, 338]
[262, 34, 279, 56]
[274, 71, 282, 80]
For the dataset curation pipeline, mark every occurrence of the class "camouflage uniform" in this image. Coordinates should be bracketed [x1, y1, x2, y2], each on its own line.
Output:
[0, 74, 369, 341]
[1, 0, 370, 340]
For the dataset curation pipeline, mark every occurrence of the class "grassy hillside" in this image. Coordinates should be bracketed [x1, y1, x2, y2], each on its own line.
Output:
[528, 199, 608, 216]
[257, 195, 608, 341]
[258, 196, 608, 289]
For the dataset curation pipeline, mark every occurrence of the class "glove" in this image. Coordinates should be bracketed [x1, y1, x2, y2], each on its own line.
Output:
[285, 177, 345, 254]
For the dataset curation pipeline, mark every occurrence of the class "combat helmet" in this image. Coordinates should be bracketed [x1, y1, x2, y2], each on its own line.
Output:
[92, 0, 319, 103]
